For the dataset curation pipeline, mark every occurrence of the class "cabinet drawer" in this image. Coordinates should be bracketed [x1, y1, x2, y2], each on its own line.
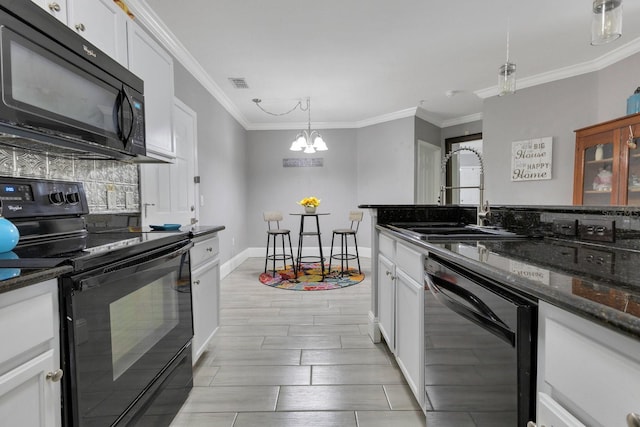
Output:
[544, 311, 640, 426]
[537, 393, 585, 427]
[191, 235, 219, 269]
[0, 283, 56, 365]
[396, 242, 423, 283]
[379, 233, 395, 259]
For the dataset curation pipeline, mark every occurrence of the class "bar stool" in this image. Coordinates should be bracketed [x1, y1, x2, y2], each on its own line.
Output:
[329, 211, 363, 276]
[263, 211, 296, 276]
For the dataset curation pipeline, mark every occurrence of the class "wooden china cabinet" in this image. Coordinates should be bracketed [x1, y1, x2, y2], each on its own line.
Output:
[573, 113, 640, 206]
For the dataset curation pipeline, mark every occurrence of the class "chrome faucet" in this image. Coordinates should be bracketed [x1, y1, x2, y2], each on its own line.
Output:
[439, 147, 490, 226]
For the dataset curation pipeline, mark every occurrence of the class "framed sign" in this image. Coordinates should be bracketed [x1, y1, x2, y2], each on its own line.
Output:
[283, 158, 323, 167]
[511, 137, 552, 181]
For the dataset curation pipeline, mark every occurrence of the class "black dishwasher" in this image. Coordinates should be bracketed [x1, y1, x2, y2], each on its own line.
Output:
[424, 255, 536, 426]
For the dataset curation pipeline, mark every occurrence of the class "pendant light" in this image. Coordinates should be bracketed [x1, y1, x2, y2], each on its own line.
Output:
[591, 0, 623, 45]
[498, 22, 516, 96]
[252, 97, 328, 154]
[289, 98, 327, 153]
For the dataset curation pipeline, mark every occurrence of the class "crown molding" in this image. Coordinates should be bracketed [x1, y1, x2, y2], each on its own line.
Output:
[441, 113, 484, 128]
[125, 0, 250, 129]
[475, 36, 640, 99]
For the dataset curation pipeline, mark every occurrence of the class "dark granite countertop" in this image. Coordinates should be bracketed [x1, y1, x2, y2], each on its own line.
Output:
[0, 265, 72, 295]
[187, 225, 225, 239]
[378, 224, 640, 339]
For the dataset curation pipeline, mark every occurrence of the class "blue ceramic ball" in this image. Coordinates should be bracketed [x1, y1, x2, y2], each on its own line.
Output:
[0, 251, 19, 280]
[0, 217, 19, 253]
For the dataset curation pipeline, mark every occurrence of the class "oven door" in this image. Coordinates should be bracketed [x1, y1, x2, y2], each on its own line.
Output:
[424, 256, 536, 427]
[61, 240, 193, 427]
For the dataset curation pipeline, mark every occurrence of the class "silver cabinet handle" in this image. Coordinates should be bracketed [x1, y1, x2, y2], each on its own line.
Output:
[206, 247, 213, 252]
[75, 23, 86, 32]
[143, 202, 155, 218]
[628, 413, 640, 427]
[385, 270, 395, 280]
[48, 2, 61, 12]
[46, 369, 64, 382]
[193, 280, 200, 285]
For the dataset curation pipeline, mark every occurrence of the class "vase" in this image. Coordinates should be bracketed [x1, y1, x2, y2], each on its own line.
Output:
[595, 144, 604, 161]
[304, 206, 316, 214]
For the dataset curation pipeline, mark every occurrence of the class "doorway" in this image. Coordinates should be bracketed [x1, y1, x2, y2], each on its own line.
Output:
[444, 133, 483, 205]
[140, 98, 199, 226]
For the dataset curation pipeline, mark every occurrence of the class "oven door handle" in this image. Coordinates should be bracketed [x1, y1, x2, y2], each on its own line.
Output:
[426, 273, 515, 346]
[78, 241, 193, 291]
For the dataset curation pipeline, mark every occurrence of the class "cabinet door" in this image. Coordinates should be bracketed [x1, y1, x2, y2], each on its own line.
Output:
[377, 254, 395, 351]
[621, 123, 640, 206]
[67, 0, 127, 66]
[127, 20, 175, 159]
[192, 260, 220, 364]
[573, 129, 619, 205]
[31, 0, 68, 24]
[395, 269, 424, 408]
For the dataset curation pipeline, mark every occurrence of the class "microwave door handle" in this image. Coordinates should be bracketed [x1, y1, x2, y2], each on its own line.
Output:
[120, 88, 134, 144]
[426, 274, 515, 346]
[114, 88, 134, 145]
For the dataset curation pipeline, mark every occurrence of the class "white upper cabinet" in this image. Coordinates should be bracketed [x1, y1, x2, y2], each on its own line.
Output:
[31, 0, 68, 24]
[67, 0, 128, 66]
[126, 20, 175, 160]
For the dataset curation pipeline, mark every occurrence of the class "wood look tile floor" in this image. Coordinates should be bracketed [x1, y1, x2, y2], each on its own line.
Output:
[170, 257, 426, 427]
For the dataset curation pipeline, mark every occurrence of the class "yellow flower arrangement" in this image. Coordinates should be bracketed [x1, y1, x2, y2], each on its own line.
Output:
[298, 196, 321, 208]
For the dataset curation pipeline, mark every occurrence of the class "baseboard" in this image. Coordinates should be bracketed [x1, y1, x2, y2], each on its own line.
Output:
[221, 246, 371, 279]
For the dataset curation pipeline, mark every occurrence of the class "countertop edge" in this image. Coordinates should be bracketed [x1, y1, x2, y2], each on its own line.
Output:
[377, 225, 640, 340]
[189, 225, 225, 239]
[0, 266, 72, 295]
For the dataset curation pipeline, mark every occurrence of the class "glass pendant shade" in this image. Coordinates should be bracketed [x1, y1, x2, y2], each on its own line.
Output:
[303, 144, 316, 154]
[591, 0, 622, 45]
[289, 134, 305, 151]
[498, 62, 516, 96]
[312, 135, 328, 151]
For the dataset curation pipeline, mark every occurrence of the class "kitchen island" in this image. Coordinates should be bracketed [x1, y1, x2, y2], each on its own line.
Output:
[361, 204, 640, 427]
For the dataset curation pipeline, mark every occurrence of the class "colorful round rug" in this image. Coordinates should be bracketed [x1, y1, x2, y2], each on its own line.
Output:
[259, 262, 365, 291]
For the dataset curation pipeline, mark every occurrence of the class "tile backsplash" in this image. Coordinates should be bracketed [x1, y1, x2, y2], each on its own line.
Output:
[0, 147, 139, 213]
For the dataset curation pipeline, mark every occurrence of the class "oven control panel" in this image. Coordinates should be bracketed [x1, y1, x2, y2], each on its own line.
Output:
[0, 177, 88, 218]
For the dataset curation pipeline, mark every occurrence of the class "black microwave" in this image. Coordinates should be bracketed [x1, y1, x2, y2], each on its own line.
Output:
[0, 1, 148, 161]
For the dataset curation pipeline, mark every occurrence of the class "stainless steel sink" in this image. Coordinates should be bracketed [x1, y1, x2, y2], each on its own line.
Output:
[387, 224, 523, 241]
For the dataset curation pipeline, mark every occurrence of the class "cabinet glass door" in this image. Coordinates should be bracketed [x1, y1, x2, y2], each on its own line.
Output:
[623, 124, 640, 206]
[580, 137, 616, 205]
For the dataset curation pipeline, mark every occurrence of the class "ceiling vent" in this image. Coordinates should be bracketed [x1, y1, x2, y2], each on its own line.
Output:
[228, 77, 249, 89]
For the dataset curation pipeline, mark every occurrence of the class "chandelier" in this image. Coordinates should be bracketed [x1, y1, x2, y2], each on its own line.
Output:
[252, 97, 328, 154]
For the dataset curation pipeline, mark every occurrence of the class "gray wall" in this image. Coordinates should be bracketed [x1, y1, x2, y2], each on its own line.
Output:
[357, 116, 415, 205]
[246, 128, 360, 248]
[173, 62, 249, 263]
[483, 73, 599, 204]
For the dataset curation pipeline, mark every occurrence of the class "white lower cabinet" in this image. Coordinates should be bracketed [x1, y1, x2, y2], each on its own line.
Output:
[536, 301, 640, 427]
[377, 253, 395, 350]
[191, 234, 220, 364]
[0, 279, 62, 427]
[395, 268, 424, 406]
[376, 232, 425, 409]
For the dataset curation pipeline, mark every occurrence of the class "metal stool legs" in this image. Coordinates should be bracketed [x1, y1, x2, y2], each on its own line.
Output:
[329, 231, 361, 277]
[264, 231, 296, 276]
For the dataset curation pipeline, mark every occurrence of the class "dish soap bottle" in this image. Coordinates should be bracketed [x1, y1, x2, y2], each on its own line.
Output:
[0, 200, 19, 253]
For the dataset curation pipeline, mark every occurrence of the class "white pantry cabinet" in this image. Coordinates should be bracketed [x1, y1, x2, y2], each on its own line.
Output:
[0, 280, 62, 427]
[127, 19, 175, 160]
[191, 234, 220, 364]
[536, 301, 640, 427]
[376, 231, 425, 409]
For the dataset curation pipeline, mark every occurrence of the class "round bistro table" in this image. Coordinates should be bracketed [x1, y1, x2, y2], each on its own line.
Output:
[290, 212, 330, 277]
